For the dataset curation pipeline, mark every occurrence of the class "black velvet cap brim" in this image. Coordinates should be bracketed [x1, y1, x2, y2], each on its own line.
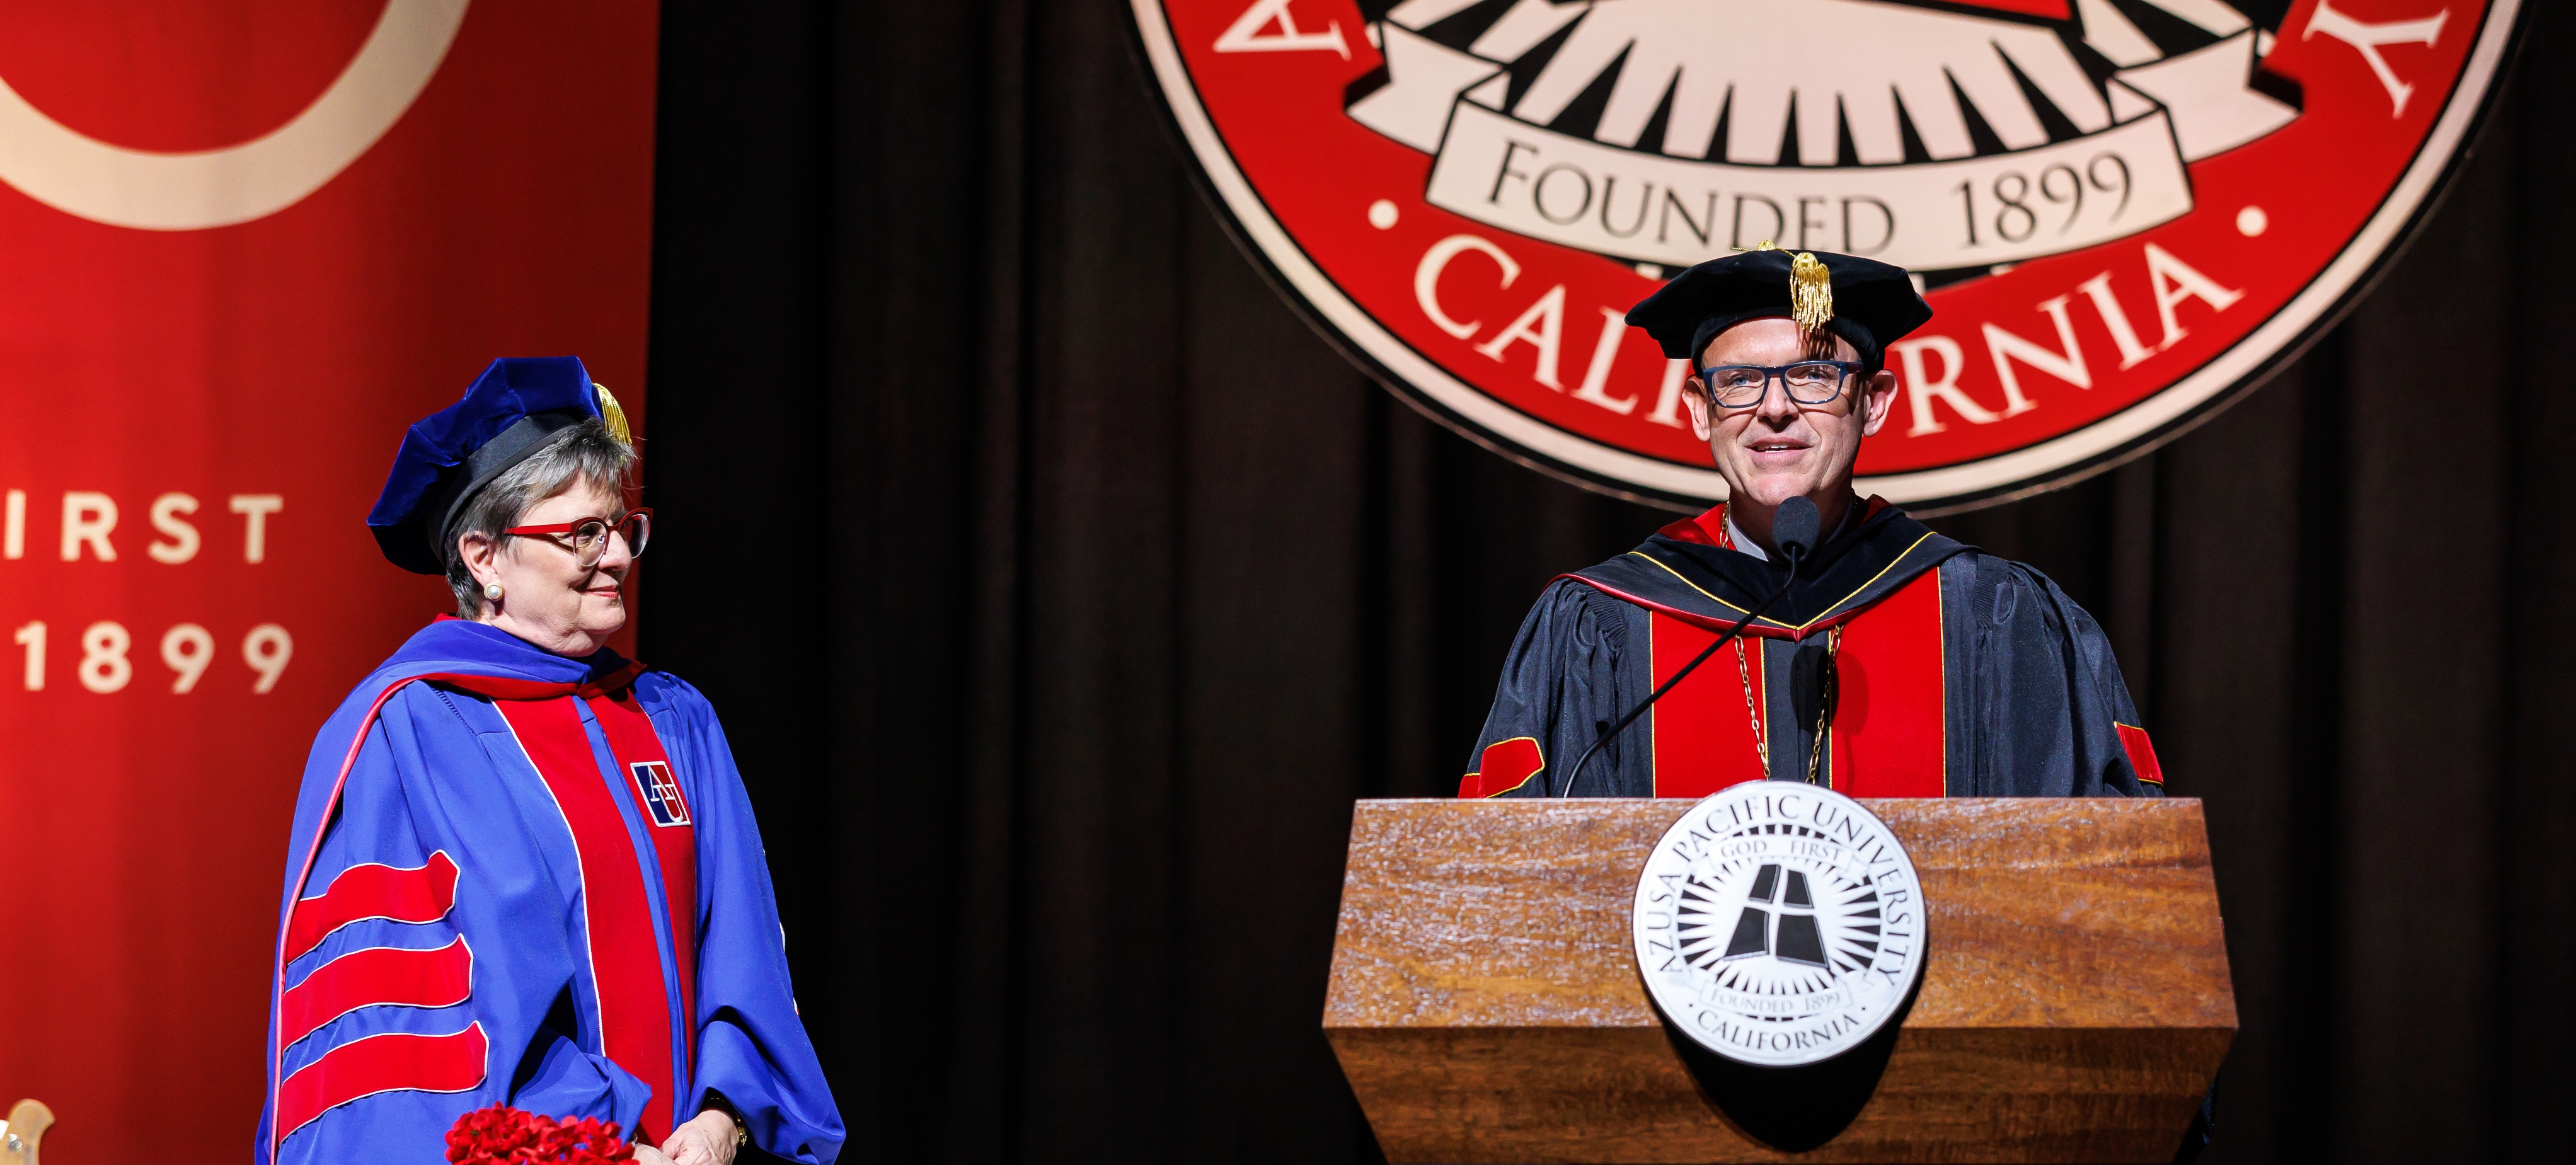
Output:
[1626, 249, 1933, 372]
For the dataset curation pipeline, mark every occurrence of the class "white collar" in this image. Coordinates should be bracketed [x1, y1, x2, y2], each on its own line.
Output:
[1725, 498, 1863, 561]
[1725, 512, 1768, 561]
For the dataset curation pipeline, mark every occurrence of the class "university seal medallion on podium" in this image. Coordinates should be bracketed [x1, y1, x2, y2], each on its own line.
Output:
[1632, 784, 1924, 1067]
[1133, 0, 2526, 510]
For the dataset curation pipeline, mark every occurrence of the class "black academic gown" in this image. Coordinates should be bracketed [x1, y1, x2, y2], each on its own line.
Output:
[1465, 501, 2163, 799]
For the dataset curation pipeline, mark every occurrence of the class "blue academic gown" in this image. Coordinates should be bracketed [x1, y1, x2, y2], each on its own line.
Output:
[256, 619, 843, 1164]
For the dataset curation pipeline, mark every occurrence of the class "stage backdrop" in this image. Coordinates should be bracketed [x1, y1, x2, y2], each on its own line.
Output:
[643, 1, 2573, 1163]
[0, 4, 658, 1161]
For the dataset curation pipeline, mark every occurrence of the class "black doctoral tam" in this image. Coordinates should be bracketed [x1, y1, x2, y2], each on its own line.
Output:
[1626, 248, 1933, 374]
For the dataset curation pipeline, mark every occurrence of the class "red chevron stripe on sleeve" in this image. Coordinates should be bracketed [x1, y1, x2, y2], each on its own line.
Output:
[277, 937, 474, 1050]
[2115, 723, 2166, 786]
[1459, 737, 1544, 798]
[275, 1023, 489, 1147]
[284, 852, 459, 961]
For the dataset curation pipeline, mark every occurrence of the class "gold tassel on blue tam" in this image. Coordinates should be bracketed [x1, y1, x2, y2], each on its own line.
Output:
[593, 383, 632, 445]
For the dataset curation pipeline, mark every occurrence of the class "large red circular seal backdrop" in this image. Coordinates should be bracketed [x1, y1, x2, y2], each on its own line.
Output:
[1131, 0, 2524, 510]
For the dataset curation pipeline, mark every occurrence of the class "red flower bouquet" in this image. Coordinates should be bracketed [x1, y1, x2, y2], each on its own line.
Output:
[445, 1104, 635, 1164]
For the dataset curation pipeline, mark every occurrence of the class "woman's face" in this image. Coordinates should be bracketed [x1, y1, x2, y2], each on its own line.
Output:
[463, 476, 634, 657]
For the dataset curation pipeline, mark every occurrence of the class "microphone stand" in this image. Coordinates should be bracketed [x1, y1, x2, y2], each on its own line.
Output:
[1555, 544, 1809, 797]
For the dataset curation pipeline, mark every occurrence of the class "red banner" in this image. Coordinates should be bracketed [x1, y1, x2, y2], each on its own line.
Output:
[0, 4, 658, 1159]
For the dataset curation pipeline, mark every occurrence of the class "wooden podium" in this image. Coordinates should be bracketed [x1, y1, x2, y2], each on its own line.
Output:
[1323, 798, 2234, 1163]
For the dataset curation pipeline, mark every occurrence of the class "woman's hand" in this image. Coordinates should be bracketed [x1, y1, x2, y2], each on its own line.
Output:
[659, 1108, 741, 1165]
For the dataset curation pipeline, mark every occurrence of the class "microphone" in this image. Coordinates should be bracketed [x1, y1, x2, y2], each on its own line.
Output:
[1555, 495, 1822, 796]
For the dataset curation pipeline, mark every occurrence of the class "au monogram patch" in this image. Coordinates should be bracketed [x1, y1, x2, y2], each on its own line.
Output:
[630, 760, 690, 828]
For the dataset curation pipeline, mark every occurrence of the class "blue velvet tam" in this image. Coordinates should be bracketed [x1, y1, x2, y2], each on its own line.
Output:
[368, 357, 627, 575]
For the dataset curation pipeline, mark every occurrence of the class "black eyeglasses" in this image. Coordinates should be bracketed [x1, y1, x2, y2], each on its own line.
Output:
[1694, 360, 1863, 408]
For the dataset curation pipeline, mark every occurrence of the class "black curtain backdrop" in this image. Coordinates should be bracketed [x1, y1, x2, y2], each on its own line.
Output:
[640, 4, 2573, 1162]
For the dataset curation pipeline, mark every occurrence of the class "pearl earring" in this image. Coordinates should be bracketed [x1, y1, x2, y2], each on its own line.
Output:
[483, 582, 503, 601]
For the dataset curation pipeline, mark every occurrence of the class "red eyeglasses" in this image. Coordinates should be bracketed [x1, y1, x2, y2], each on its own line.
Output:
[503, 508, 652, 565]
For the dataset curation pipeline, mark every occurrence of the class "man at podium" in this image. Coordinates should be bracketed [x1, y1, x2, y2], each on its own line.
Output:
[1461, 248, 2164, 801]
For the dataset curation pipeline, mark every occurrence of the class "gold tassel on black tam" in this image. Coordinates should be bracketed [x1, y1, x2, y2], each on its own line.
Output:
[1754, 241, 1837, 359]
[1789, 252, 1832, 333]
[1623, 240, 1932, 369]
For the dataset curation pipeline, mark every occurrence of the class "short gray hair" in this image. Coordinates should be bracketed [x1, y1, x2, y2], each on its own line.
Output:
[444, 418, 636, 617]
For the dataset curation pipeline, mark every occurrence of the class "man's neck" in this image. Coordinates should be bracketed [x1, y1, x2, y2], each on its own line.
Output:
[1728, 491, 1860, 558]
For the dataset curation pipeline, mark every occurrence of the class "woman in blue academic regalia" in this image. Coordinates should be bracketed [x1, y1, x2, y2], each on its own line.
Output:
[257, 358, 843, 1165]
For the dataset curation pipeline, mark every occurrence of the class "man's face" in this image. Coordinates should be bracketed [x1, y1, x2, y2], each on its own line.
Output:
[1682, 318, 1899, 510]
